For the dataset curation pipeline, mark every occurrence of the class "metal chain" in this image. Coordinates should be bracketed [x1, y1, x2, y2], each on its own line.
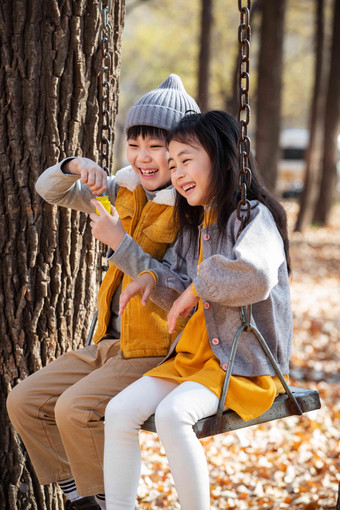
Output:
[99, 0, 113, 176]
[236, 0, 252, 235]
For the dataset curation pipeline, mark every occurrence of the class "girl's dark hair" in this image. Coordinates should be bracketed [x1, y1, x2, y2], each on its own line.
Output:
[167, 111, 291, 273]
[126, 125, 168, 140]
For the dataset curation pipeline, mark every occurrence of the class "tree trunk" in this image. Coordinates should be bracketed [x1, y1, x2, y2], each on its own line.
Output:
[295, 0, 325, 232]
[255, 0, 286, 192]
[197, 0, 213, 112]
[0, 1, 125, 509]
[313, 0, 340, 225]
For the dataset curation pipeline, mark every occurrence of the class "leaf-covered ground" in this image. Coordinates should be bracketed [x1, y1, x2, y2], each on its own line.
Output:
[137, 201, 340, 509]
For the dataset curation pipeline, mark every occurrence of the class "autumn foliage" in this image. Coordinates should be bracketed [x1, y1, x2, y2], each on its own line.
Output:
[136, 201, 340, 509]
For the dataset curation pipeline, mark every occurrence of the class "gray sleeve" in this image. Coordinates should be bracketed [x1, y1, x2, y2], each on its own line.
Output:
[35, 158, 119, 214]
[193, 207, 286, 306]
[147, 241, 193, 312]
[107, 234, 174, 280]
[108, 232, 192, 312]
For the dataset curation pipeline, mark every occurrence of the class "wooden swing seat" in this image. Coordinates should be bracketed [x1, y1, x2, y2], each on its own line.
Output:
[86, 311, 321, 438]
[141, 385, 321, 439]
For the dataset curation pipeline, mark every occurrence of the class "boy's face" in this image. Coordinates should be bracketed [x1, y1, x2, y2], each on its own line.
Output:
[127, 134, 171, 191]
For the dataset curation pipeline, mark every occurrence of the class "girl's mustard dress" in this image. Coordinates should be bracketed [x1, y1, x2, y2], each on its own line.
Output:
[145, 215, 287, 421]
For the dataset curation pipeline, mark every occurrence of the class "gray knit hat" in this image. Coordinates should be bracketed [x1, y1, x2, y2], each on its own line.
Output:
[124, 74, 200, 132]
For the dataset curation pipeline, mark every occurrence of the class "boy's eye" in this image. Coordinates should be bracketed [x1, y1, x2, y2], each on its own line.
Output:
[128, 143, 138, 148]
[150, 144, 164, 149]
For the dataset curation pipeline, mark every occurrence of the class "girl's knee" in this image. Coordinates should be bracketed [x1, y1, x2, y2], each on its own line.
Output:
[105, 395, 132, 430]
[104, 394, 147, 443]
[154, 398, 186, 436]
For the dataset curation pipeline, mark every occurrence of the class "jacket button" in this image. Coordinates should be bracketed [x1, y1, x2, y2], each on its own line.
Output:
[222, 363, 228, 371]
[211, 337, 219, 345]
[203, 233, 211, 241]
[203, 301, 210, 309]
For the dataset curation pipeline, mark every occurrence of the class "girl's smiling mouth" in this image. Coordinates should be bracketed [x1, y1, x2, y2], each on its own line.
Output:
[181, 182, 196, 193]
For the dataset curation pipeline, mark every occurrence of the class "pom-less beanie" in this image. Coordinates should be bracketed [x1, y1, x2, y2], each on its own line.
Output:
[124, 74, 200, 132]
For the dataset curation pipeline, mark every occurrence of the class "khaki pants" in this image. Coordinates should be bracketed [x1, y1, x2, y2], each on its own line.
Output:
[7, 339, 162, 497]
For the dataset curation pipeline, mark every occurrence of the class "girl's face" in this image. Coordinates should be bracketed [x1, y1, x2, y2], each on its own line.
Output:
[168, 140, 213, 207]
[127, 134, 170, 191]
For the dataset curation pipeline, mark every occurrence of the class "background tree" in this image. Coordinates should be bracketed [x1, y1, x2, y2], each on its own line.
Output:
[0, 1, 125, 508]
[313, 0, 340, 225]
[197, 0, 213, 111]
[295, 0, 326, 232]
[255, 0, 287, 192]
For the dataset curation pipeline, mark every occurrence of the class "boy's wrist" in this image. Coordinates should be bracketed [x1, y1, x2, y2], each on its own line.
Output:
[61, 157, 77, 175]
[139, 270, 157, 286]
[108, 231, 125, 252]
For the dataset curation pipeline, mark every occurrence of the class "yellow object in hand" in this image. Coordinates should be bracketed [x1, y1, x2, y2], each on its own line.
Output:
[95, 196, 111, 215]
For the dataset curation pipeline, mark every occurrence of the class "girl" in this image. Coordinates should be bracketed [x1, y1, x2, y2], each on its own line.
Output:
[103, 111, 293, 510]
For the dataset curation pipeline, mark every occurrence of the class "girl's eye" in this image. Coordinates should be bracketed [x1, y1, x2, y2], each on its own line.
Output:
[169, 165, 176, 172]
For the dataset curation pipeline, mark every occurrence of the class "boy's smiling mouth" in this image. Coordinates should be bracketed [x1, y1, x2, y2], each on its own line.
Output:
[139, 167, 159, 176]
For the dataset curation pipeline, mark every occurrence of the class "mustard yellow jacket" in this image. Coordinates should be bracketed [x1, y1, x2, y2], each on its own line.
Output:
[35, 162, 185, 358]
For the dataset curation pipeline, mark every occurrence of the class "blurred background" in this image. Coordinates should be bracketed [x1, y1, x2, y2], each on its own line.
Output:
[1, 1, 339, 507]
[114, 0, 340, 232]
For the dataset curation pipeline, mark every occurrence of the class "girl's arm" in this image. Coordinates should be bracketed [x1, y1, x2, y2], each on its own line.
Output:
[35, 157, 118, 214]
[193, 206, 287, 307]
[119, 273, 198, 333]
[119, 236, 193, 313]
[167, 284, 199, 333]
[119, 273, 157, 314]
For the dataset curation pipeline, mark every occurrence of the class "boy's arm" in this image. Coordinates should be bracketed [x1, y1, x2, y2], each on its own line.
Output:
[35, 157, 119, 214]
[107, 234, 176, 279]
[114, 232, 193, 313]
[149, 262, 193, 312]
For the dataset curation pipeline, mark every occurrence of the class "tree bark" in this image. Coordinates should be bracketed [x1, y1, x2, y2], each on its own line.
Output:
[197, 0, 213, 112]
[0, 1, 125, 508]
[313, 0, 340, 225]
[255, 0, 286, 192]
[295, 0, 326, 232]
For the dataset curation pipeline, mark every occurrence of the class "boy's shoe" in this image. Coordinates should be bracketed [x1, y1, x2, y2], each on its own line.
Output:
[65, 496, 101, 510]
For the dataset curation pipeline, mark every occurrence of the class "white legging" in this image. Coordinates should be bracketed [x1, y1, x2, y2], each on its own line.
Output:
[104, 375, 219, 510]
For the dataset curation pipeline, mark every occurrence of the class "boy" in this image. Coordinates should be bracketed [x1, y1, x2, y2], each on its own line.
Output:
[7, 74, 200, 510]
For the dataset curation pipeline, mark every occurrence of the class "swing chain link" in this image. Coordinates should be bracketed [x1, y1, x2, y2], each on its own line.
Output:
[236, 0, 252, 235]
[99, 0, 113, 176]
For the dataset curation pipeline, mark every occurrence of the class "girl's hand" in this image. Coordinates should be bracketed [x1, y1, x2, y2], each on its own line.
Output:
[64, 157, 108, 196]
[119, 273, 156, 314]
[90, 199, 125, 250]
[167, 285, 199, 334]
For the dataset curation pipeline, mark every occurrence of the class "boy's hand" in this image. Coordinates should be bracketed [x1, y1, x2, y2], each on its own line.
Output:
[119, 273, 156, 315]
[90, 199, 125, 250]
[64, 157, 107, 196]
[167, 285, 199, 334]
